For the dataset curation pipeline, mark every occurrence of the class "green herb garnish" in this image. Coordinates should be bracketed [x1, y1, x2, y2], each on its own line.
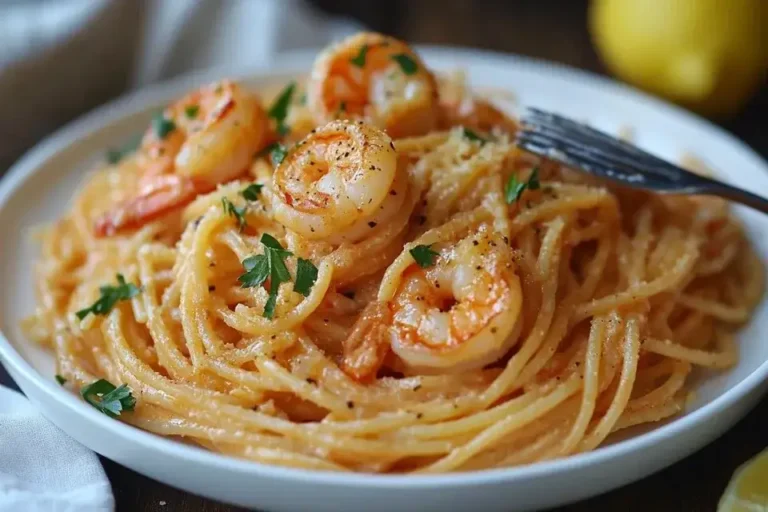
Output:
[350, 44, 369, 67]
[270, 143, 288, 166]
[75, 274, 141, 320]
[221, 197, 248, 231]
[505, 167, 540, 204]
[462, 127, 487, 145]
[294, 258, 318, 297]
[410, 244, 439, 268]
[268, 82, 296, 135]
[241, 183, 263, 202]
[238, 234, 294, 319]
[184, 105, 199, 119]
[391, 54, 418, 75]
[152, 113, 176, 139]
[80, 379, 136, 418]
[55, 375, 67, 385]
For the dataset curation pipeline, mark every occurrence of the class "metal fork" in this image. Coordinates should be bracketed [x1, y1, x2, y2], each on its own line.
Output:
[516, 108, 768, 214]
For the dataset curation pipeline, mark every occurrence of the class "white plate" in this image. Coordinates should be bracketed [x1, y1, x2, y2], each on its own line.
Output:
[1, 47, 767, 512]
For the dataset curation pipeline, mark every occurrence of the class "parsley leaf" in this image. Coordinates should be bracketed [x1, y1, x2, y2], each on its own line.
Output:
[410, 244, 439, 268]
[391, 54, 418, 75]
[294, 258, 318, 296]
[505, 167, 540, 204]
[76, 274, 141, 320]
[55, 375, 67, 385]
[270, 143, 288, 166]
[152, 113, 176, 139]
[184, 105, 199, 119]
[106, 135, 142, 164]
[238, 234, 294, 319]
[527, 167, 541, 191]
[81, 379, 136, 418]
[221, 197, 247, 231]
[239, 254, 269, 288]
[241, 183, 263, 202]
[268, 82, 296, 136]
[350, 44, 369, 67]
[462, 127, 487, 145]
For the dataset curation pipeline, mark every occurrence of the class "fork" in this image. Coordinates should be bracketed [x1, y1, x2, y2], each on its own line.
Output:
[516, 108, 768, 214]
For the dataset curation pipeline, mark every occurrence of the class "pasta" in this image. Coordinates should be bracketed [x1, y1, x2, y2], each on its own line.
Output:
[22, 32, 764, 474]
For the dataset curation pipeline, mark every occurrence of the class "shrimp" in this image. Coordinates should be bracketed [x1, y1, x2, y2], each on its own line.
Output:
[437, 71, 518, 134]
[94, 80, 270, 237]
[271, 120, 407, 242]
[307, 32, 440, 138]
[342, 228, 523, 379]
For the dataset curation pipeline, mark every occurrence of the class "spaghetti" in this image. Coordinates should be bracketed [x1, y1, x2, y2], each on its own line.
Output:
[22, 32, 764, 473]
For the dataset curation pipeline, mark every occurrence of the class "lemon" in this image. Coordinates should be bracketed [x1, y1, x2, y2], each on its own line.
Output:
[718, 449, 768, 511]
[589, 0, 768, 118]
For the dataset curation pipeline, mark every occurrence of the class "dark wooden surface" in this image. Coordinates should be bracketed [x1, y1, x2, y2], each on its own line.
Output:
[2, 1, 766, 511]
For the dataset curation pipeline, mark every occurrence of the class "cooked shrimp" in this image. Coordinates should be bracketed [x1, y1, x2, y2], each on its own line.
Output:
[437, 72, 517, 134]
[94, 80, 270, 237]
[307, 32, 440, 138]
[271, 120, 407, 242]
[342, 228, 523, 379]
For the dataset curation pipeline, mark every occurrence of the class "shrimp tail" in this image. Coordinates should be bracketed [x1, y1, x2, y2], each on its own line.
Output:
[93, 175, 201, 237]
[341, 301, 393, 382]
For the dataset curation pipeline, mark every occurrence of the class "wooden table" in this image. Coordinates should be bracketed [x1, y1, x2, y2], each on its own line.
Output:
[2, 1, 766, 510]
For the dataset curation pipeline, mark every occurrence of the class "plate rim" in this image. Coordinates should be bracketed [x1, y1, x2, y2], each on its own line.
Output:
[1, 45, 767, 489]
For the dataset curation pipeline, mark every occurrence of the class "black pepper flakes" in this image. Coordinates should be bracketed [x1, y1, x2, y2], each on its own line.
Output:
[306, 378, 317, 385]
[472, 240, 479, 246]
[347, 400, 355, 409]
[418, 215, 427, 225]
[416, 413, 424, 419]
[368, 221, 377, 228]
[413, 384, 422, 391]
[208, 285, 216, 292]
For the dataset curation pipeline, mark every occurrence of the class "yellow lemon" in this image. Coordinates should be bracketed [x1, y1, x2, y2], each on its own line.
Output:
[590, 0, 768, 118]
[718, 449, 768, 511]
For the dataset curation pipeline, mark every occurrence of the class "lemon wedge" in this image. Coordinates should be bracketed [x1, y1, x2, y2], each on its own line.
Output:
[718, 449, 768, 511]
[589, 0, 768, 118]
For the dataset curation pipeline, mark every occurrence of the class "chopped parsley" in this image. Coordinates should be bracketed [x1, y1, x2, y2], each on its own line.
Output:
[350, 44, 369, 67]
[268, 82, 296, 135]
[238, 235, 318, 318]
[221, 197, 248, 231]
[410, 244, 439, 268]
[391, 54, 418, 75]
[80, 379, 136, 418]
[106, 135, 141, 164]
[55, 375, 67, 385]
[184, 105, 199, 119]
[269, 143, 288, 166]
[240, 183, 263, 202]
[505, 167, 540, 204]
[255, 142, 288, 166]
[294, 258, 318, 297]
[75, 274, 141, 320]
[462, 127, 487, 145]
[152, 113, 176, 139]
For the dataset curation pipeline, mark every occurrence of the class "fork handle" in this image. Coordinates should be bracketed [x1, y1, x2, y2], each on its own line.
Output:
[695, 178, 768, 215]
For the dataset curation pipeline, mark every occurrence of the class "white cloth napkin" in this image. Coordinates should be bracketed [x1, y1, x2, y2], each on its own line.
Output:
[0, 385, 113, 511]
[0, 1, 362, 510]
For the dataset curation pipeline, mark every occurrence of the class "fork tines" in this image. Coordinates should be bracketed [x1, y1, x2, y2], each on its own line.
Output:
[516, 108, 688, 189]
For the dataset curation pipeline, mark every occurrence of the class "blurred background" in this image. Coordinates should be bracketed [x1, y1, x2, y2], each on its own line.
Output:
[0, 0, 765, 173]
